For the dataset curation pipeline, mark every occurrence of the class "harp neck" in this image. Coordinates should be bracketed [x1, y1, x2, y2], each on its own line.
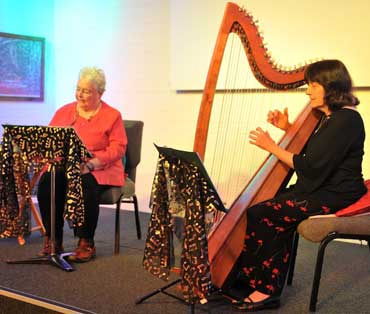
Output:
[194, 2, 308, 159]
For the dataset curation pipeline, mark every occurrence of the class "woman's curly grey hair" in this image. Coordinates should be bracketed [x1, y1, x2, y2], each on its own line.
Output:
[78, 67, 106, 94]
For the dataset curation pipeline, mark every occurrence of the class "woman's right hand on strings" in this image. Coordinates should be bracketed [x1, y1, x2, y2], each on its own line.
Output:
[267, 107, 291, 131]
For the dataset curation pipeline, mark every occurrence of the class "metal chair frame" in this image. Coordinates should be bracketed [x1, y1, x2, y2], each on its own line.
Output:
[287, 228, 370, 312]
[99, 119, 143, 254]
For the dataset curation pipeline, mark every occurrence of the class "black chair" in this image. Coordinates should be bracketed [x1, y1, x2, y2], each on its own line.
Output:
[287, 214, 370, 312]
[99, 120, 143, 254]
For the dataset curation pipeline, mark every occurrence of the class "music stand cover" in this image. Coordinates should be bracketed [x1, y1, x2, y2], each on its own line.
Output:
[154, 144, 227, 213]
[2, 124, 91, 271]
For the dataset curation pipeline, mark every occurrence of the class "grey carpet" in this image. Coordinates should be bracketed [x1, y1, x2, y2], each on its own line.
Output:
[1, 208, 369, 314]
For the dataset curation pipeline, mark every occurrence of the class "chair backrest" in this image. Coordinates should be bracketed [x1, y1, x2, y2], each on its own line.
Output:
[123, 120, 144, 182]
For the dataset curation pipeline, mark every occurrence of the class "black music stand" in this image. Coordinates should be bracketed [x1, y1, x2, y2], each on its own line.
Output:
[136, 145, 226, 314]
[154, 144, 226, 213]
[3, 125, 90, 272]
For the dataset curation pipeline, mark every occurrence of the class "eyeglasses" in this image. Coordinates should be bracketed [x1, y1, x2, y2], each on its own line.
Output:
[75, 87, 93, 95]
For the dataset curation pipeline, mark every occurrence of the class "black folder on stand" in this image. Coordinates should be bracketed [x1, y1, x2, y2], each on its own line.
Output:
[154, 144, 227, 213]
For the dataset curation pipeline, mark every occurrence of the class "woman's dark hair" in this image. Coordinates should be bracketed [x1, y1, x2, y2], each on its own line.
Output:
[304, 59, 359, 111]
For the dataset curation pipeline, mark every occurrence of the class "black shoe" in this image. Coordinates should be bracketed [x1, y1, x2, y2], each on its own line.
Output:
[232, 295, 280, 312]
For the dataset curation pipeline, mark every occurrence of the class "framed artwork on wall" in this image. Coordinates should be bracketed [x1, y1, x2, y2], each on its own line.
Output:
[0, 32, 45, 101]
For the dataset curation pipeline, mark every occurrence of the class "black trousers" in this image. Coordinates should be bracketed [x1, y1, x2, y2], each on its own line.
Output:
[235, 191, 339, 296]
[37, 170, 110, 244]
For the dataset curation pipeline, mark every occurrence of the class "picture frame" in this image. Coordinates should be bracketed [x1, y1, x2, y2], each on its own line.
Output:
[0, 32, 45, 101]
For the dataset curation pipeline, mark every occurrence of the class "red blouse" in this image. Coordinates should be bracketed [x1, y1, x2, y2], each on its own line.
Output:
[49, 101, 127, 186]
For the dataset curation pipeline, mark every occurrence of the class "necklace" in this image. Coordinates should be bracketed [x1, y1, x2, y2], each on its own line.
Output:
[76, 102, 102, 121]
[314, 115, 330, 134]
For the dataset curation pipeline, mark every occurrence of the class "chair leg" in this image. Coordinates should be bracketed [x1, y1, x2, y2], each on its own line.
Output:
[133, 195, 141, 239]
[29, 198, 46, 235]
[309, 233, 336, 312]
[114, 199, 121, 255]
[287, 231, 299, 286]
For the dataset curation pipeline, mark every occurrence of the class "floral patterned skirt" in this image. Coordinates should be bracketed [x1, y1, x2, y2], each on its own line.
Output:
[236, 191, 336, 296]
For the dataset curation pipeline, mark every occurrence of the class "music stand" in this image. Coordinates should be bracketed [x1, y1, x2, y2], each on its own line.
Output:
[137, 145, 226, 313]
[3, 124, 91, 272]
[154, 144, 226, 213]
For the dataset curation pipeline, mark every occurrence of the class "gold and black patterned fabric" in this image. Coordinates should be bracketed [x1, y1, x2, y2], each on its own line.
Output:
[143, 153, 220, 304]
[0, 125, 90, 238]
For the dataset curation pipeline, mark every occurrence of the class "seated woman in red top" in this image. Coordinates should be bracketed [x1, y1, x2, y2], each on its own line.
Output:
[230, 59, 366, 311]
[37, 67, 127, 262]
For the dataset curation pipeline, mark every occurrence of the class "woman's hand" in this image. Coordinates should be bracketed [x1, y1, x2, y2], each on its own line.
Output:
[267, 107, 291, 131]
[80, 162, 90, 174]
[249, 127, 294, 168]
[80, 158, 102, 174]
[249, 127, 277, 153]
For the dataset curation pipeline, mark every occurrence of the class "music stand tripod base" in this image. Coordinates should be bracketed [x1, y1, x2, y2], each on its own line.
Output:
[136, 278, 196, 314]
[6, 252, 75, 272]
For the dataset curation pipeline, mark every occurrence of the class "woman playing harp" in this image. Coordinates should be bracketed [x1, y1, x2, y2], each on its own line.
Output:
[229, 59, 366, 311]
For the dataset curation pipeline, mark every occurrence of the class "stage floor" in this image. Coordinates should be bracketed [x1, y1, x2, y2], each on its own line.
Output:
[1, 208, 370, 314]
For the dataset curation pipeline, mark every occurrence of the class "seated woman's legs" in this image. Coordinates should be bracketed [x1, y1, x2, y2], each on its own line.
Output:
[69, 173, 100, 262]
[233, 192, 335, 310]
[36, 170, 67, 255]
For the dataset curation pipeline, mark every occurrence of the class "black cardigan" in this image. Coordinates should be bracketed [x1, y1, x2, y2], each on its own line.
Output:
[293, 108, 367, 209]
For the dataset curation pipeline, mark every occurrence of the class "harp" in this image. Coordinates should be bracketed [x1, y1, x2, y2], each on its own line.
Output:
[194, 2, 320, 288]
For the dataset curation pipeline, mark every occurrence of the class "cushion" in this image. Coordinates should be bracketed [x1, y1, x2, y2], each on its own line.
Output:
[298, 215, 370, 242]
[335, 180, 370, 217]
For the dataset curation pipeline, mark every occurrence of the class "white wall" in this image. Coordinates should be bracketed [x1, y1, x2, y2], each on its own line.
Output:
[1, 0, 369, 214]
[53, 0, 190, 212]
[53, 0, 370, 213]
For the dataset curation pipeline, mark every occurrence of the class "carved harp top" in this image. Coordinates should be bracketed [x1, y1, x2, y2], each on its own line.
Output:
[194, 2, 320, 288]
[194, 2, 309, 160]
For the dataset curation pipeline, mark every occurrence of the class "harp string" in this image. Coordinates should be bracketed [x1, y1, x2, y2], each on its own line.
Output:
[209, 33, 239, 205]
[206, 31, 275, 208]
